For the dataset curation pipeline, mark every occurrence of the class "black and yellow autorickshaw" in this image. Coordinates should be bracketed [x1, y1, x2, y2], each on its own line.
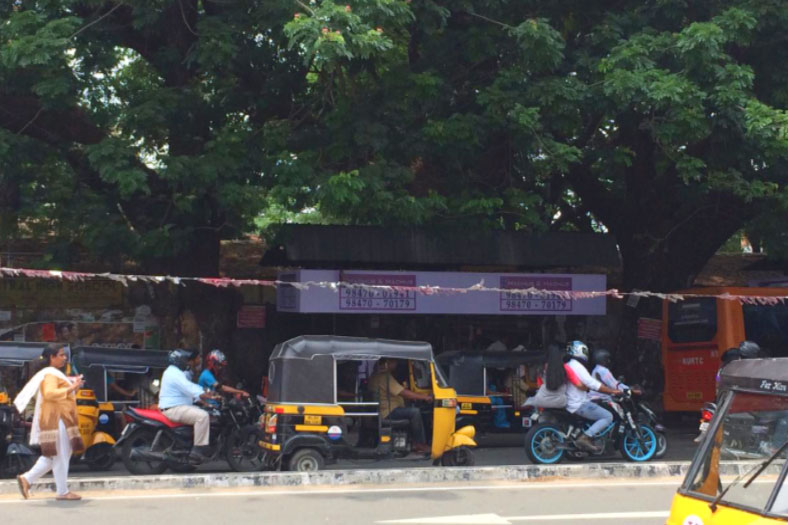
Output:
[0, 343, 43, 477]
[667, 357, 788, 524]
[258, 336, 477, 472]
[70, 346, 170, 470]
[435, 351, 545, 435]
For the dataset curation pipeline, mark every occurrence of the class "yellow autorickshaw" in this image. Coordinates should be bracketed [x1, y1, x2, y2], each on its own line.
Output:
[667, 357, 788, 524]
[433, 351, 544, 435]
[70, 346, 170, 470]
[258, 336, 477, 471]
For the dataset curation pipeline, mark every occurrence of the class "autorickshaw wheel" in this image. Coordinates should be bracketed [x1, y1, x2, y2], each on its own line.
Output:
[287, 448, 325, 472]
[87, 448, 116, 471]
[440, 446, 475, 467]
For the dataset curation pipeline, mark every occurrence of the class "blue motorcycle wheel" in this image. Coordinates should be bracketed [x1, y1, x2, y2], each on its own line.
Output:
[525, 423, 565, 464]
[621, 425, 657, 462]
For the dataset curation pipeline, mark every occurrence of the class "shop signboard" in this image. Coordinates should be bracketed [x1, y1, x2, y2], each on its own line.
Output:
[277, 270, 606, 315]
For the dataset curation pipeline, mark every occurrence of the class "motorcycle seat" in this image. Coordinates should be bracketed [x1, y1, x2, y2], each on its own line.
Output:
[542, 408, 588, 425]
[130, 408, 186, 428]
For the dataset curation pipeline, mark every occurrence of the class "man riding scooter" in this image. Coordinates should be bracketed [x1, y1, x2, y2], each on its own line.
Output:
[198, 350, 250, 401]
[564, 341, 622, 454]
[159, 349, 220, 462]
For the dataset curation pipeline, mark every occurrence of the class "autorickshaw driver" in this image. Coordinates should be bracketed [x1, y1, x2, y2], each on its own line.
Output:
[368, 358, 433, 455]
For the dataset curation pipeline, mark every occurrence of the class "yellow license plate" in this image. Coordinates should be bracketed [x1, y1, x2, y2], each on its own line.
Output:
[461, 403, 472, 410]
[304, 415, 322, 425]
[687, 392, 703, 400]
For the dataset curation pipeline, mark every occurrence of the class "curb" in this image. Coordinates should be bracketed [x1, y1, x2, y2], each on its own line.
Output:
[2, 460, 772, 495]
[0, 461, 697, 495]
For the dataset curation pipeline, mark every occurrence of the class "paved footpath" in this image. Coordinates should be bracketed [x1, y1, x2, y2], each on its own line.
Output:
[1, 478, 680, 525]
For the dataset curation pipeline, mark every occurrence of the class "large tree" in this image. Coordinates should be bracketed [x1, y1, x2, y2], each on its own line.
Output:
[0, 1, 397, 275]
[4, 1, 788, 291]
[284, 0, 788, 292]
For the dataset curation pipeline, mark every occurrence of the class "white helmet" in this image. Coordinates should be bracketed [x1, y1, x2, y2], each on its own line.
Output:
[567, 341, 590, 363]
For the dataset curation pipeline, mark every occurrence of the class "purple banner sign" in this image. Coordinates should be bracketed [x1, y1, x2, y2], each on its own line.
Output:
[277, 270, 606, 316]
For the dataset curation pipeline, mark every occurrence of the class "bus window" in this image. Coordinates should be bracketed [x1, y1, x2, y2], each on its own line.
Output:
[743, 303, 788, 358]
[668, 298, 717, 343]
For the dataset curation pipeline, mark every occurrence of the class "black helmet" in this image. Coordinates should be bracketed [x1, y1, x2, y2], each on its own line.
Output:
[592, 348, 612, 367]
[720, 348, 741, 367]
[168, 348, 195, 371]
[738, 340, 761, 359]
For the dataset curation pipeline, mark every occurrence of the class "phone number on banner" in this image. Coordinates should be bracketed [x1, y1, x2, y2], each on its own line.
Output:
[339, 287, 417, 311]
[500, 292, 572, 312]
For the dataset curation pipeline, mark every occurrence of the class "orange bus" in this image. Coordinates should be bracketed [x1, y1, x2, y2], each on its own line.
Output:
[661, 286, 788, 412]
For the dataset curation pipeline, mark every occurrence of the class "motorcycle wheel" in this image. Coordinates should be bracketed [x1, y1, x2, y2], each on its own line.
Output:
[524, 423, 565, 464]
[620, 425, 658, 462]
[440, 446, 475, 467]
[654, 431, 668, 459]
[169, 462, 197, 473]
[225, 426, 266, 472]
[121, 428, 168, 475]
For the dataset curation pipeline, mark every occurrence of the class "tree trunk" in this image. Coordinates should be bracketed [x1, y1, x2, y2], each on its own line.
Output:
[144, 228, 221, 277]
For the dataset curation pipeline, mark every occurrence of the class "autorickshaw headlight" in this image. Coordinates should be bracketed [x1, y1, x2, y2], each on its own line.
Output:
[440, 398, 457, 408]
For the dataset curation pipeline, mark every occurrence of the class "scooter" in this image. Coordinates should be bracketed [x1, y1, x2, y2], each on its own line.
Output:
[694, 402, 716, 443]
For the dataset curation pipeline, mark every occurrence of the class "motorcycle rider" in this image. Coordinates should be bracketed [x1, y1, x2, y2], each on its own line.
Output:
[589, 348, 641, 402]
[159, 349, 219, 462]
[564, 341, 622, 454]
[198, 350, 250, 400]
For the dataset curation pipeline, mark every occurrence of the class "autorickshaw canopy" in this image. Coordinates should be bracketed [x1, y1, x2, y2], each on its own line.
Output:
[268, 335, 435, 404]
[436, 350, 546, 397]
[71, 347, 170, 373]
[71, 346, 170, 402]
[719, 357, 788, 396]
[0, 342, 52, 367]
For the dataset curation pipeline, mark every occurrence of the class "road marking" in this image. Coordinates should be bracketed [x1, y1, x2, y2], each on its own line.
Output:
[377, 511, 670, 524]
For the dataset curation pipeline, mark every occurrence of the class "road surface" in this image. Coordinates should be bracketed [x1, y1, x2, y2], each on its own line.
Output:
[1, 478, 679, 525]
[66, 427, 699, 476]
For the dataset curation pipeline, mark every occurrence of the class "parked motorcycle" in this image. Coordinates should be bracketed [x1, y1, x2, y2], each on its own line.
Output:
[523, 390, 658, 464]
[117, 396, 265, 474]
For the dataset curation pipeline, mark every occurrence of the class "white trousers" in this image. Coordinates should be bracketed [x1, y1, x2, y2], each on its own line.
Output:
[23, 420, 72, 496]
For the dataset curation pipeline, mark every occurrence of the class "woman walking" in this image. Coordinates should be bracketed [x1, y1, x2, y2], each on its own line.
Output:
[14, 343, 85, 500]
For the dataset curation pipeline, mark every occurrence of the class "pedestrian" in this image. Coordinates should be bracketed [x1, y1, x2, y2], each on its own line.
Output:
[14, 343, 85, 500]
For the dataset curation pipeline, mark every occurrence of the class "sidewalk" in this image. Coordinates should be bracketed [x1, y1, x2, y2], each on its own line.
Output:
[1, 428, 704, 495]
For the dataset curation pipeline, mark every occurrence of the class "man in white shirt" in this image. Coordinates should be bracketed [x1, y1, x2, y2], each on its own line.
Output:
[564, 341, 621, 453]
[159, 349, 218, 461]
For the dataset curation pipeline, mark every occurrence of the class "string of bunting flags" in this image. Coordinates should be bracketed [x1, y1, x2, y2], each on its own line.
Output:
[0, 266, 786, 304]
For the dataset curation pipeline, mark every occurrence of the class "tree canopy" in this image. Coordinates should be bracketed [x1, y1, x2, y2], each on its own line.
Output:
[3, 1, 788, 288]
